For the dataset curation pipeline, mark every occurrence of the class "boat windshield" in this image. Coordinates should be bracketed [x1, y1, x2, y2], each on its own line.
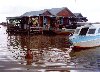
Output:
[74, 29, 80, 34]
[79, 27, 89, 35]
[98, 28, 100, 33]
[88, 29, 96, 34]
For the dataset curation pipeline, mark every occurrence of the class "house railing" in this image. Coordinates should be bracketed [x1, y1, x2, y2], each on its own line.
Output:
[30, 27, 43, 34]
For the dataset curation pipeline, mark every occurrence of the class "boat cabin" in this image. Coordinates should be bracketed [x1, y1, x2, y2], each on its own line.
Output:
[73, 23, 100, 36]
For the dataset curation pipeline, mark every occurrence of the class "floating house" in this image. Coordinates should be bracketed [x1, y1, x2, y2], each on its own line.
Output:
[66, 13, 88, 29]
[6, 7, 88, 34]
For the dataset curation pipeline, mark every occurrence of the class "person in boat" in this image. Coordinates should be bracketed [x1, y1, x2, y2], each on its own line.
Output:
[25, 49, 33, 65]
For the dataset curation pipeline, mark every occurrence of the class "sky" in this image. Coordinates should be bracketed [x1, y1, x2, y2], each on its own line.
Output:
[0, 0, 100, 22]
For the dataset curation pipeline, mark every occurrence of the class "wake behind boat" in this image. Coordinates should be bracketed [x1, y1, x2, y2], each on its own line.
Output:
[69, 22, 100, 48]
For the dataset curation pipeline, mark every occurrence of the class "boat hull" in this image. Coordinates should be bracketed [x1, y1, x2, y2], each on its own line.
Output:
[53, 29, 75, 35]
[72, 38, 100, 48]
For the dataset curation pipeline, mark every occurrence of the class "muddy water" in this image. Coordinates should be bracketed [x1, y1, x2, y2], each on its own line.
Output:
[0, 25, 100, 72]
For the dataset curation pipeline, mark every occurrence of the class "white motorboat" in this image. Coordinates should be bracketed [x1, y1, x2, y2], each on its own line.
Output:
[69, 22, 100, 48]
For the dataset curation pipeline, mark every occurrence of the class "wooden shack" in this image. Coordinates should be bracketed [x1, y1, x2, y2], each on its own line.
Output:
[6, 7, 88, 34]
[67, 13, 88, 29]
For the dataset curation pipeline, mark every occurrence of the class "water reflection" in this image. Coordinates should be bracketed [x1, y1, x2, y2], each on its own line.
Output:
[0, 25, 7, 48]
[70, 47, 100, 71]
[0, 25, 98, 71]
[7, 34, 72, 66]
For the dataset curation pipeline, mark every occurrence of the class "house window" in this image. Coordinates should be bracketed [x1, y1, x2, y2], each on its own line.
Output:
[44, 18, 47, 25]
[88, 29, 96, 34]
[60, 18, 63, 24]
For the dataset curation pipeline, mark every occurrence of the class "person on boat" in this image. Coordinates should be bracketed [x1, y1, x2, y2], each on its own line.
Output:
[25, 49, 33, 65]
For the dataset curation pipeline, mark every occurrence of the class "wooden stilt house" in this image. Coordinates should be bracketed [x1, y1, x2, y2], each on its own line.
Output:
[6, 7, 88, 34]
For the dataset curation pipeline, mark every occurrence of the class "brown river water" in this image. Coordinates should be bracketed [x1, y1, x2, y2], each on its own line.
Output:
[0, 25, 100, 72]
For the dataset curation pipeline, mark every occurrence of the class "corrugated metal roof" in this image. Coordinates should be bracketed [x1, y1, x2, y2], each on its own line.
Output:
[22, 7, 74, 16]
[22, 10, 46, 16]
[48, 8, 64, 15]
[74, 13, 83, 17]
[49, 7, 75, 16]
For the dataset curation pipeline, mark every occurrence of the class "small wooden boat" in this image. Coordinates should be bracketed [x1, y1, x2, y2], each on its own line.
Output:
[53, 28, 75, 35]
[69, 22, 100, 48]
